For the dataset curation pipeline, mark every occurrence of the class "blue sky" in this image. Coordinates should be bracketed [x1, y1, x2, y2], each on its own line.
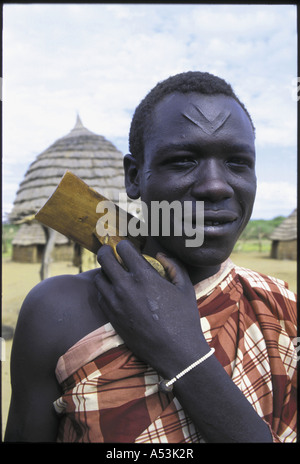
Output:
[2, 3, 297, 220]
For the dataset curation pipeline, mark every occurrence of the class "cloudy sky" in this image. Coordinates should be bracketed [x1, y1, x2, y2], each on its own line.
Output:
[2, 3, 297, 220]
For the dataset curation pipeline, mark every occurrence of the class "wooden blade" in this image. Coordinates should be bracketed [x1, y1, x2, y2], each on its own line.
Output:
[35, 170, 144, 254]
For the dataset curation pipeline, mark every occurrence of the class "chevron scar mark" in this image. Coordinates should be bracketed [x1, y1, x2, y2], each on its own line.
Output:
[182, 104, 231, 135]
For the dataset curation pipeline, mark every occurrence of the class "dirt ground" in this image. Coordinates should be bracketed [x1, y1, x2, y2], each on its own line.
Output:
[1, 253, 297, 439]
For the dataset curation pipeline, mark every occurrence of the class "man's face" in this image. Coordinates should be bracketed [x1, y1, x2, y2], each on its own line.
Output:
[136, 92, 256, 268]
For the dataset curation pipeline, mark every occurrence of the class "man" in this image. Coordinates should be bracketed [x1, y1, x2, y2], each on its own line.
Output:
[5, 71, 297, 443]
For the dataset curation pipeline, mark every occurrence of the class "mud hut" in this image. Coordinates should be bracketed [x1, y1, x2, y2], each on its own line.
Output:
[11, 221, 72, 264]
[269, 209, 297, 260]
[10, 115, 126, 277]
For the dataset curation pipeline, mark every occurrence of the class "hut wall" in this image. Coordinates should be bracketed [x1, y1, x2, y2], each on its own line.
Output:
[52, 244, 74, 262]
[271, 240, 297, 260]
[12, 244, 39, 263]
[12, 243, 74, 263]
[73, 246, 98, 272]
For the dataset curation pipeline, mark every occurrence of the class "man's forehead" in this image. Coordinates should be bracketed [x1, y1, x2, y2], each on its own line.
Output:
[155, 92, 238, 116]
[143, 91, 255, 157]
[151, 92, 253, 135]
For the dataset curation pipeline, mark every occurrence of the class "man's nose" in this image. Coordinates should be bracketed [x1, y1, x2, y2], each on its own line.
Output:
[190, 159, 234, 202]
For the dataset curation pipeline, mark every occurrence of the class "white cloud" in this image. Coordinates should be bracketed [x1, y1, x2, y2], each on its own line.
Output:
[252, 181, 297, 219]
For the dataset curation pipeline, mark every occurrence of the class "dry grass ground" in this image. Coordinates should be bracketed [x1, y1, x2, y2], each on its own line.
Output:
[230, 251, 297, 293]
[1, 253, 297, 439]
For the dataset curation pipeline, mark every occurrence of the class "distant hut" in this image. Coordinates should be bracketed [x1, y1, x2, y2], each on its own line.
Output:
[11, 221, 72, 264]
[10, 115, 126, 278]
[269, 209, 297, 260]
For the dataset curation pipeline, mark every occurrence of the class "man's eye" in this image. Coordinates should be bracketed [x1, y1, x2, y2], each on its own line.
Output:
[227, 157, 253, 169]
[166, 157, 197, 167]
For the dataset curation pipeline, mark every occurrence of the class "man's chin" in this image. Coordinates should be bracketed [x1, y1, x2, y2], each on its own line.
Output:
[182, 250, 231, 269]
[160, 237, 234, 268]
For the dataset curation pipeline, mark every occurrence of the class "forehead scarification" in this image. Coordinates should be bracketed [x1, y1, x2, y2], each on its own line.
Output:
[182, 102, 231, 135]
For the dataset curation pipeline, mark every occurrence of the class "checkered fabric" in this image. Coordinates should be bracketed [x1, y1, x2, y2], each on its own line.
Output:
[53, 262, 297, 443]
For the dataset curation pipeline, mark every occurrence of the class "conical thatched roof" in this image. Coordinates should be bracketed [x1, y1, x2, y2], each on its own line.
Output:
[269, 209, 297, 241]
[12, 221, 68, 246]
[10, 115, 125, 222]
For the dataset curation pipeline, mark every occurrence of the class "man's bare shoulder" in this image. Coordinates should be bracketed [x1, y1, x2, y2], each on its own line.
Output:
[23, 268, 99, 307]
[15, 268, 107, 362]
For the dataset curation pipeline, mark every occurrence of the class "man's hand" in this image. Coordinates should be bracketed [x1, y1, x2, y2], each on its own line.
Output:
[94, 240, 209, 379]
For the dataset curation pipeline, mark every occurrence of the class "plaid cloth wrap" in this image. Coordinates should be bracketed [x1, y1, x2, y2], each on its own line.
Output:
[53, 262, 297, 443]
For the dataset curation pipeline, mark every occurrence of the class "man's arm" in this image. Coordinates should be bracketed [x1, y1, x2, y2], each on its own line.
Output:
[169, 351, 273, 442]
[95, 242, 273, 443]
[5, 269, 108, 442]
[5, 280, 64, 442]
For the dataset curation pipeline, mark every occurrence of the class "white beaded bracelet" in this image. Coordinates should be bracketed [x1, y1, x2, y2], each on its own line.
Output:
[159, 347, 215, 393]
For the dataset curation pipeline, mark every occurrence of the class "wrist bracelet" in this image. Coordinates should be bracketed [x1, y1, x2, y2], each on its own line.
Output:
[159, 347, 215, 393]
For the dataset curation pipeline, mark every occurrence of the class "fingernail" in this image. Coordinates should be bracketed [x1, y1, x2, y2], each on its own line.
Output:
[156, 252, 167, 258]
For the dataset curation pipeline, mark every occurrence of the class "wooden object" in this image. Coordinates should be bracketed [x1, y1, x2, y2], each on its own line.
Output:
[35, 170, 143, 253]
[35, 171, 166, 277]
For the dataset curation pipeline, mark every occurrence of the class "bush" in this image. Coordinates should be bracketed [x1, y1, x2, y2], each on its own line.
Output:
[234, 216, 286, 253]
[2, 223, 20, 257]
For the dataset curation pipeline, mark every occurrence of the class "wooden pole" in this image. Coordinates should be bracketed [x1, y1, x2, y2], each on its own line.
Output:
[40, 227, 57, 280]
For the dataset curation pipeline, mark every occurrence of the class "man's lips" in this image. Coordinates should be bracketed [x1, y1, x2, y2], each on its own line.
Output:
[168, 207, 240, 238]
[203, 210, 238, 226]
[184, 210, 239, 239]
[190, 210, 238, 226]
[199, 210, 239, 238]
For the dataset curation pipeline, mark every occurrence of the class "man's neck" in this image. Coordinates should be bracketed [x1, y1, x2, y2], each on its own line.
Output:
[186, 263, 221, 285]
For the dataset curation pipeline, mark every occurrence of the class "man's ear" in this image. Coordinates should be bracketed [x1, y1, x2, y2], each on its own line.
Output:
[123, 154, 141, 199]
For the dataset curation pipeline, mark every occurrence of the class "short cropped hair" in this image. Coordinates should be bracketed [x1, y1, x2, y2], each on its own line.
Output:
[129, 71, 255, 161]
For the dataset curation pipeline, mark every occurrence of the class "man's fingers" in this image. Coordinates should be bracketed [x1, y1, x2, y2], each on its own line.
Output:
[115, 240, 151, 274]
[156, 252, 189, 288]
[116, 241, 191, 288]
[98, 241, 190, 290]
[94, 270, 111, 302]
[94, 269, 123, 321]
[97, 244, 127, 282]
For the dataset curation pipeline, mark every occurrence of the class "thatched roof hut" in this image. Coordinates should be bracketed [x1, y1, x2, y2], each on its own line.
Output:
[11, 222, 72, 264]
[269, 209, 297, 260]
[10, 115, 126, 274]
[10, 115, 125, 220]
